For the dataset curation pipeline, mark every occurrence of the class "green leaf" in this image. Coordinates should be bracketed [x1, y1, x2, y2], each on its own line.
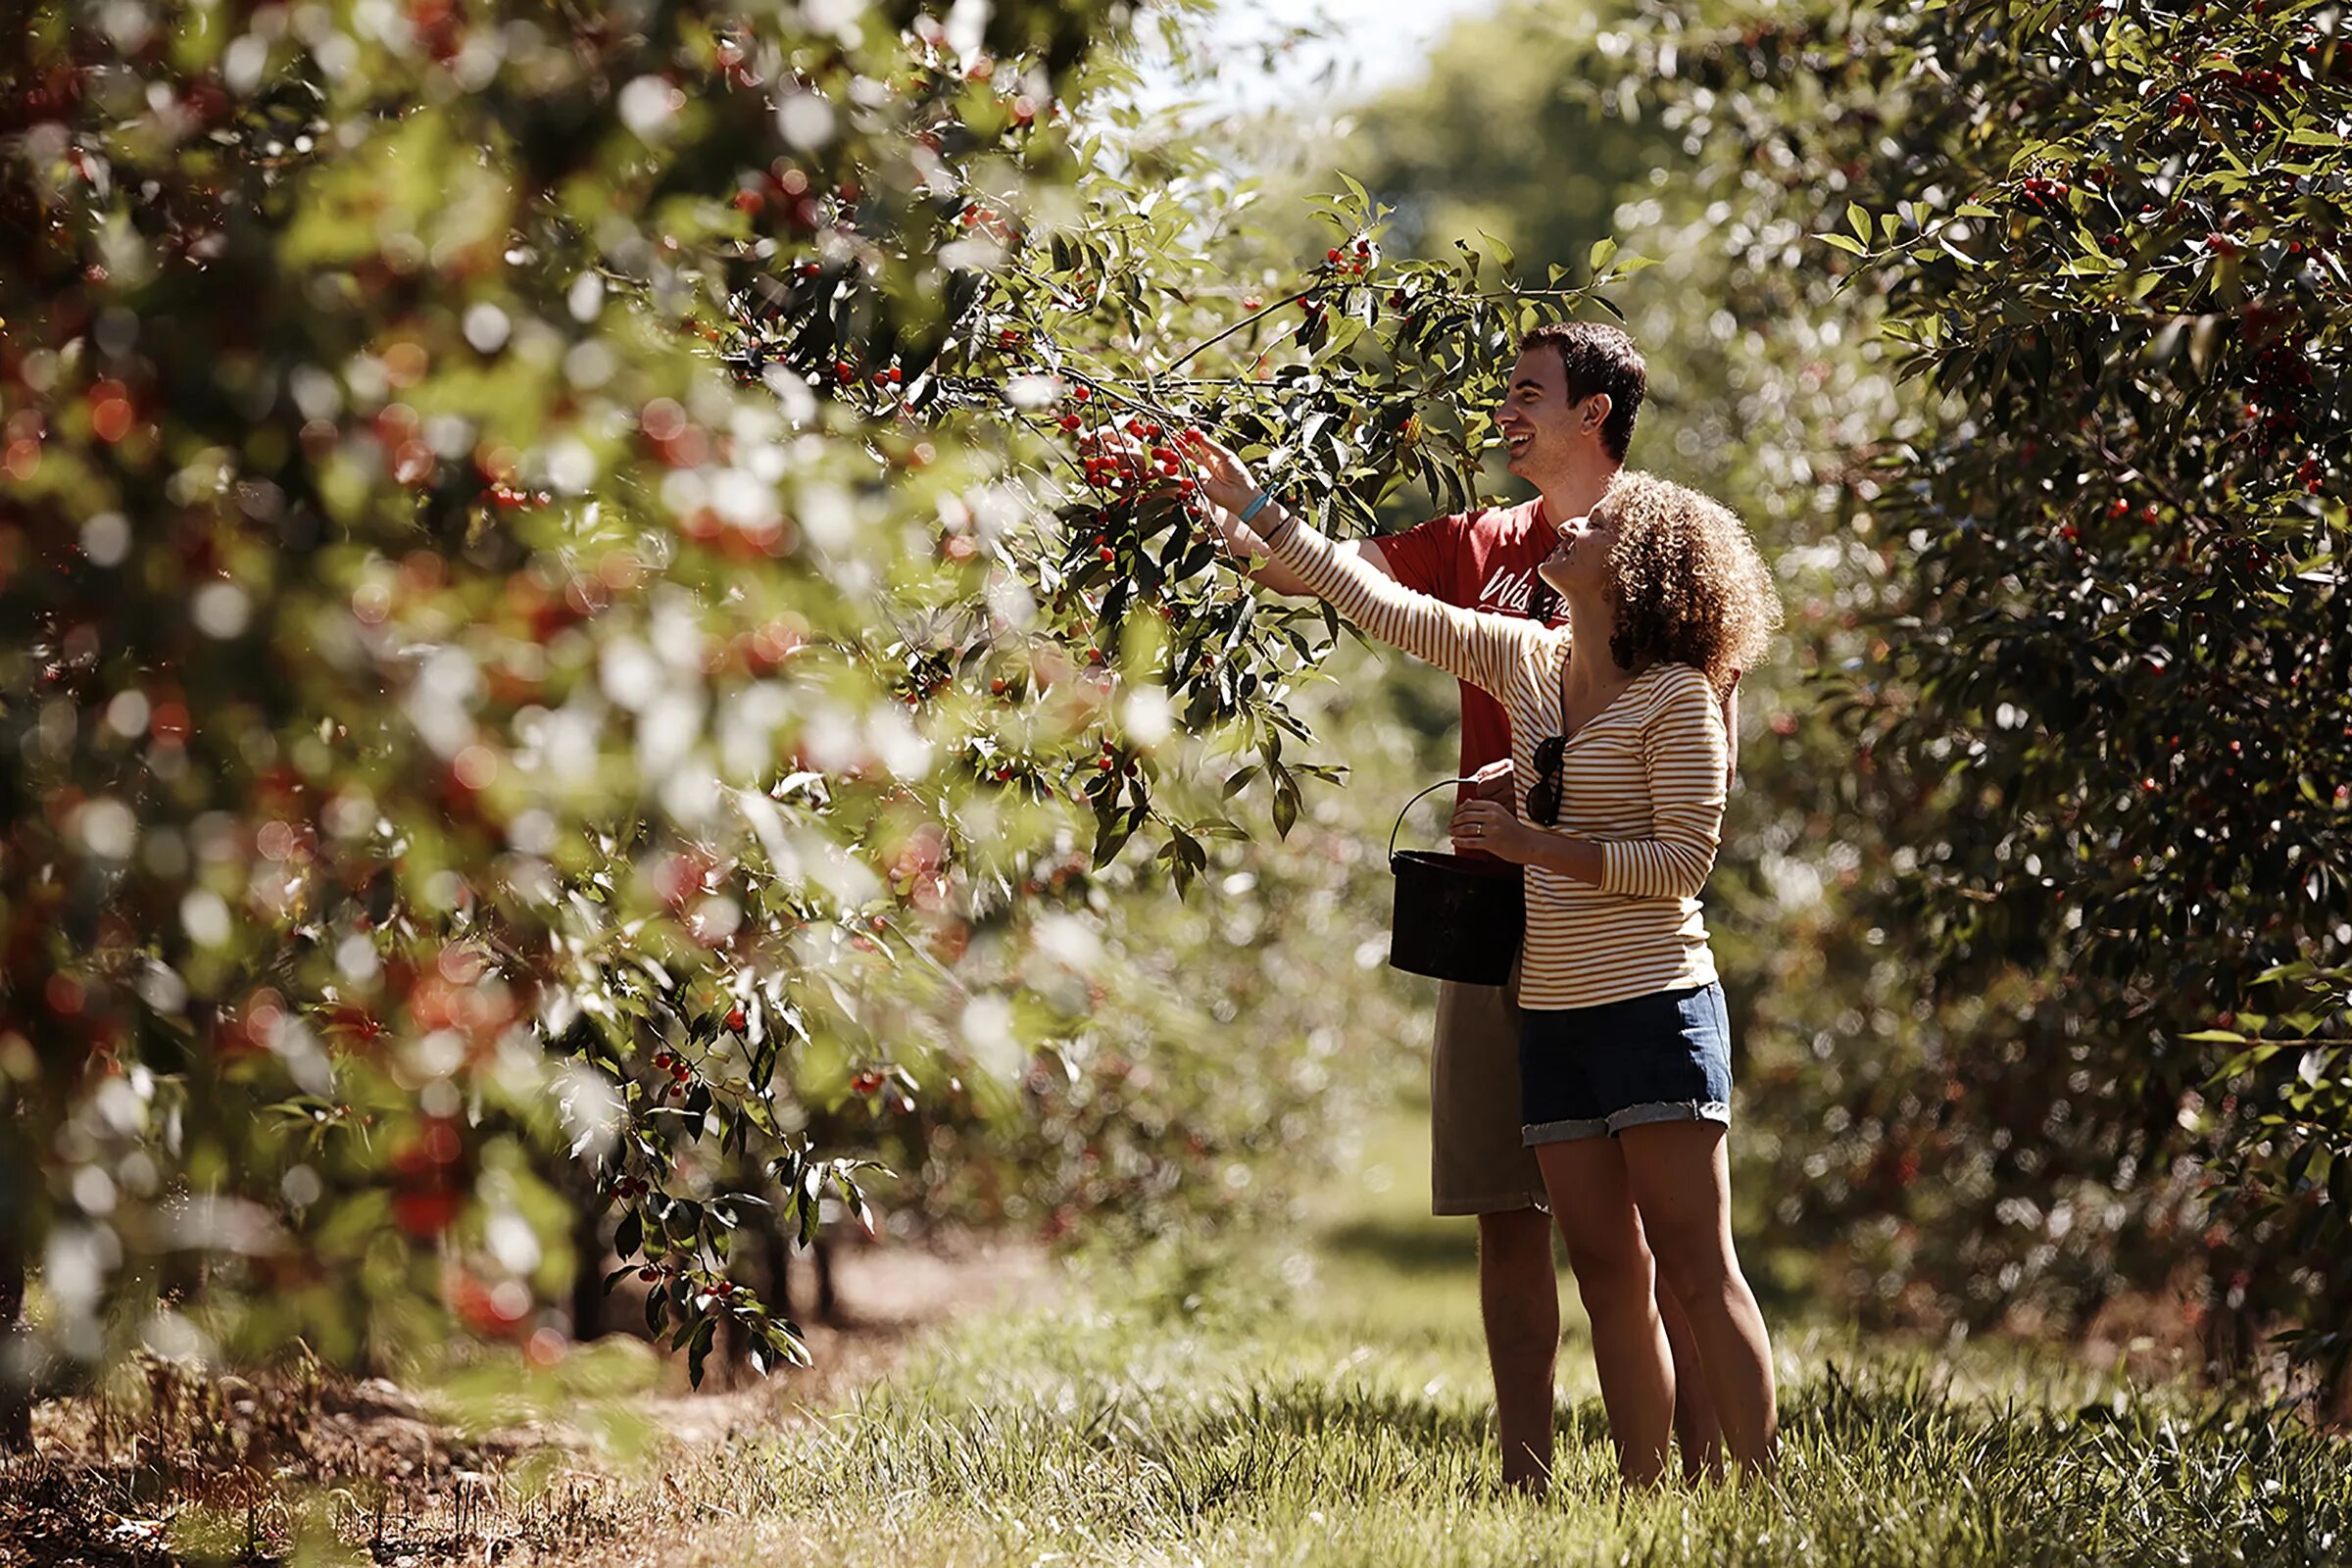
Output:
[1847, 201, 1872, 242]
[1587, 236, 1617, 275]
[1271, 781, 1298, 839]
[1819, 232, 1868, 257]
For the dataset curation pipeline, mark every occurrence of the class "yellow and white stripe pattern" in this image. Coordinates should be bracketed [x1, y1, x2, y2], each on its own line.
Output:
[1265, 509, 1728, 1010]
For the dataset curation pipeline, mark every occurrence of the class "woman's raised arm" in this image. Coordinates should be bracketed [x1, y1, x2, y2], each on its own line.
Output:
[1182, 430, 1536, 699]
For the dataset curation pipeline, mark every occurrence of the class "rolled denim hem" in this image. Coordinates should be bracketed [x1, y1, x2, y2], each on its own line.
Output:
[1523, 1115, 1610, 1147]
[1432, 1191, 1554, 1217]
[1606, 1099, 1732, 1136]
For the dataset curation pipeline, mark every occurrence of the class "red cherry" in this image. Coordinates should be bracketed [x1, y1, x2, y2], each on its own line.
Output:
[639, 1266, 662, 1282]
[1099, 546, 1115, 563]
[887, 368, 903, 383]
[1060, 414, 1083, 431]
[1326, 248, 1341, 263]
[725, 1006, 747, 1031]
[1073, 385, 1091, 402]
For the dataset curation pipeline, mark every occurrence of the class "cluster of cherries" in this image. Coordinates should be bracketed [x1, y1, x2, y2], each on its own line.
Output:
[650, 1050, 696, 1098]
[2244, 338, 2316, 441]
[833, 357, 906, 391]
[851, 1066, 917, 1114]
[1061, 397, 1193, 504]
[2014, 173, 2071, 210]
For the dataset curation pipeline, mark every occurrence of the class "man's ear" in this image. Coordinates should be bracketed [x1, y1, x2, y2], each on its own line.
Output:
[1582, 393, 1613, 438]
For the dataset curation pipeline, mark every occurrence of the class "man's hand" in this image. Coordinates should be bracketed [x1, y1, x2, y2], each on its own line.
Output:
[1450, 799, 1541, 862]
[1466, 760, 1514, 804]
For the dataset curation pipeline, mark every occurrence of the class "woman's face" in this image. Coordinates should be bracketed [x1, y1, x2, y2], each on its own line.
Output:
[1536, 505, 1619, 598]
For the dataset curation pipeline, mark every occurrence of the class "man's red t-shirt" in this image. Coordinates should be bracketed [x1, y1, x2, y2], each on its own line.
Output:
[1373, 497, 1567, 796]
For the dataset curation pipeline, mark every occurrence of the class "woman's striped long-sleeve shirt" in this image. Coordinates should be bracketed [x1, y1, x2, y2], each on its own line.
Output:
[1264, 511, 1728, 1010]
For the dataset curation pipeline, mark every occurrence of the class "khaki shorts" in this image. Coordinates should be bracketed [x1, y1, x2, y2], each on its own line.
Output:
[1430, 978, 1548, 1215]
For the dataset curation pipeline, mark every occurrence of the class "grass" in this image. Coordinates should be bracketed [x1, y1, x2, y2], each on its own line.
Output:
[648, 1109, 2352, 1567]
[18, 1106, 2346, 1565]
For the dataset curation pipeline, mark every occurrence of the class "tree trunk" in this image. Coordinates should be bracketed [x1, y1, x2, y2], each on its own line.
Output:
[805, 1234, 839, 1325]
[1, 1226, 28, 1452]
[569, 1194, 607, 1343]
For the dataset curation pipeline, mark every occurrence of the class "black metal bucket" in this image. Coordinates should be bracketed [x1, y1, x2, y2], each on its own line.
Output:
[1386, 778, 1525, 986]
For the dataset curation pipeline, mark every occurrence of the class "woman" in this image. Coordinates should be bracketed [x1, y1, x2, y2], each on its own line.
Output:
[1181, 428, 1783, 1485]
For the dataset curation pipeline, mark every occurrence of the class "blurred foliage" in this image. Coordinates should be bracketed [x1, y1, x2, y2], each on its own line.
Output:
[11, 0, 2342, 1446]
[0, 0, 1615, 1426]
[1336, 0, 2352, 1400]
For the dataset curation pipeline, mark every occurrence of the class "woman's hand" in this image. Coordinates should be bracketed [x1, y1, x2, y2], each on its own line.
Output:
[1450, 799, 1541, 862]
[1177, 428, 1263, 518]
[1466, 759, 1515, 804]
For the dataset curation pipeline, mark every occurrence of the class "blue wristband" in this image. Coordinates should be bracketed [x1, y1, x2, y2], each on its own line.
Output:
[1239, 490, 1275, 526]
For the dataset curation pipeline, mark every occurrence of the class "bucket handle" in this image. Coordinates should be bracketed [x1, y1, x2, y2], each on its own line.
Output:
[1388, 776, 1480, 864]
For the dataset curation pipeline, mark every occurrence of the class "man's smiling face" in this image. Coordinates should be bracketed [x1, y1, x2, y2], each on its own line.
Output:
[1495, 347, 1603, 486]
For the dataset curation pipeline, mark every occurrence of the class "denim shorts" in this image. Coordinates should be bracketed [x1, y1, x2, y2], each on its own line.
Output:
[1518, 981, 1734, 1146]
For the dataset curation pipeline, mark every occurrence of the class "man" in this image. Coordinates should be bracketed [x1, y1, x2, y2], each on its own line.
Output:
[1207, 321, 1732, 1488]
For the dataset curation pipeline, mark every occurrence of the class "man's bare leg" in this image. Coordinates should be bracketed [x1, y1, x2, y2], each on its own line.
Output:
[1478, 1205, 1560, 1491]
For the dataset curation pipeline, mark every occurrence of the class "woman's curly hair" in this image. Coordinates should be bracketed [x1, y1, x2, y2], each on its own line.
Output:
[1597, 470, 1781, 694]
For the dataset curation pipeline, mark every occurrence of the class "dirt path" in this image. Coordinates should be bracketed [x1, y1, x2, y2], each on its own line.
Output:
[2, 1237, 1046, 1567]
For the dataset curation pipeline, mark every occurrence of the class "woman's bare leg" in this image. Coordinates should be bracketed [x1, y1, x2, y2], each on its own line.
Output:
[1616, 1120, 1777, 1475]
[1658, 1278, 1725, 1481]
[1535, 1138, 1675, 1487]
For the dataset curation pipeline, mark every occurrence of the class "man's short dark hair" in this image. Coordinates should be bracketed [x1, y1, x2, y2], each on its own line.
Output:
[1518, 321, 1645, 464]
